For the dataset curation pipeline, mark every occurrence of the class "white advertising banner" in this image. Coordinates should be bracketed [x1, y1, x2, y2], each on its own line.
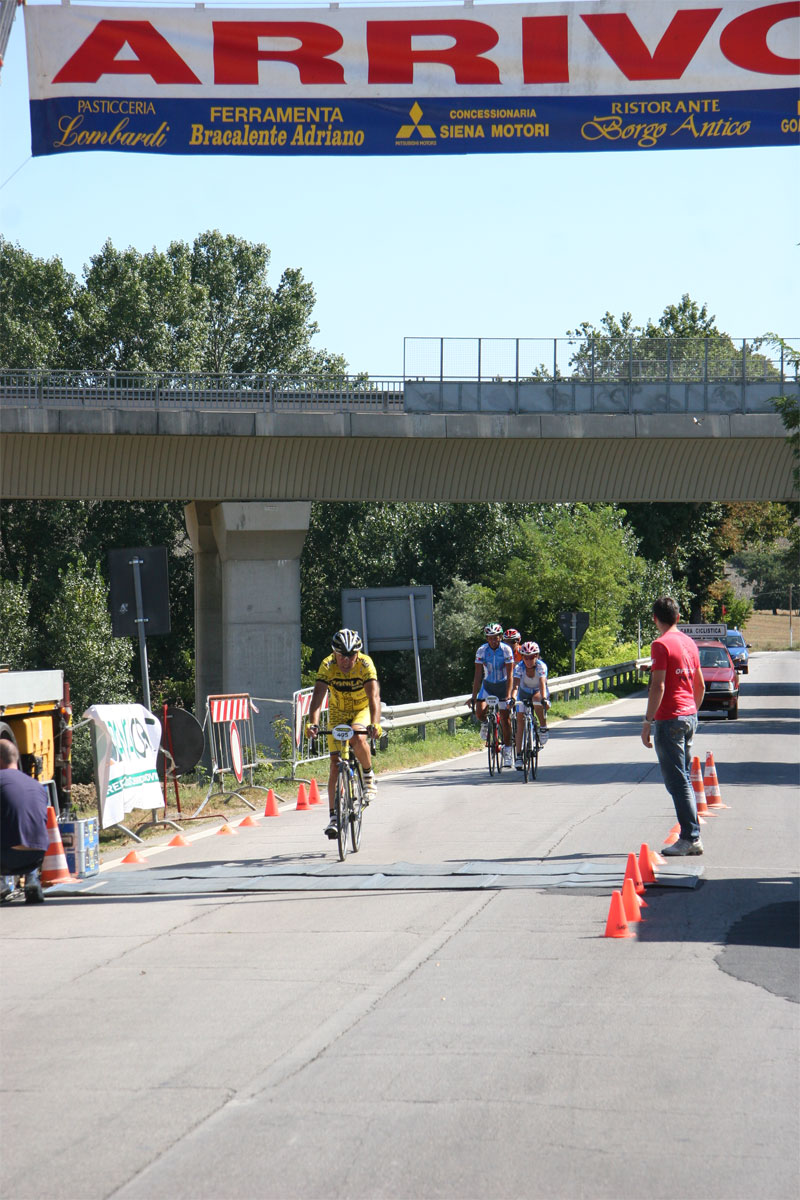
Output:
[24, 2, 800, 157]
[84, 703, 163, 828]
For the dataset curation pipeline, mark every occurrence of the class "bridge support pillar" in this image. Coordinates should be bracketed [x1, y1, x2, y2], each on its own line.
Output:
[185, 501, 311, 749]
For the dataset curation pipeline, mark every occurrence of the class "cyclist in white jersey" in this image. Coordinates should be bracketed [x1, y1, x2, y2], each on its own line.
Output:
[510, 641, 550, 768]
[470, 623, 514, 768]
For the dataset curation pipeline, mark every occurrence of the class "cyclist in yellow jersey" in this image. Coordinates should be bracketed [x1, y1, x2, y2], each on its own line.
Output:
[306, 628, 382, 841]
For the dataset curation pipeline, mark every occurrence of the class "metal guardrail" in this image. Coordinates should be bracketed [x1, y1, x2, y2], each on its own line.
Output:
[287, 659, 649, 775]
[381, 659, 651, 733]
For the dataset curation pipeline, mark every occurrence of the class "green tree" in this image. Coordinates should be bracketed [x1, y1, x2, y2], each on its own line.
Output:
[493, 505, 638, 674]
[621, 557, 691, 641]
[566, 294, 774, 383]
[622, 501, 793, 618]
[430, 576, 497, 697]
[731, 536, 799, 611]
[2, 231, 350, 379]
[42, 557, 136, 782]
[0, 577, 34, 668]
[704, 581, 753, 628]
[0, 500, 195, 708]
[42, 557, 135, 714]
[183, 231, 348, 375]
[79, 239, 205, 372]
[0, 237, 83, 368]
[300, 501, 534, 700]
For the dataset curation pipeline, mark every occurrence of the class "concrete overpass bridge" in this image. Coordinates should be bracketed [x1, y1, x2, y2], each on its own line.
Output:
[2, 354, 796, 735]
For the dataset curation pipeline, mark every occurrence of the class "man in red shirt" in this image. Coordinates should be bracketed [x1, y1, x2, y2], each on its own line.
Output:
[642, 596, 706, 855]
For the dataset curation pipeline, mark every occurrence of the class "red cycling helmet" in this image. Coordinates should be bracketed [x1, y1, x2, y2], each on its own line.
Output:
[520, 641, 540, 656]
[503, 628, 521, 642]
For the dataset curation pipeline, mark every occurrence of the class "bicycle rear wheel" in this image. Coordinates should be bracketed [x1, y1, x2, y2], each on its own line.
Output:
[350, 763, 364, 852]
[335, 768, 350, 861]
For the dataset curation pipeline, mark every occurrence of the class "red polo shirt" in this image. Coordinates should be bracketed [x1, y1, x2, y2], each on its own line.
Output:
[650, 627, 701, 719]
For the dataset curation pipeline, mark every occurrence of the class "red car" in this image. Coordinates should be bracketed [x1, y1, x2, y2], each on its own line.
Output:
[697, 640, 740, 720]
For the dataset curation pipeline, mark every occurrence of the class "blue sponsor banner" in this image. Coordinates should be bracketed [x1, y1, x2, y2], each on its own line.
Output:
[29, 88, 800, 157]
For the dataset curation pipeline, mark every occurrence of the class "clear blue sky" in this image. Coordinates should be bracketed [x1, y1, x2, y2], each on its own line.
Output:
[2, 1, 798, 377]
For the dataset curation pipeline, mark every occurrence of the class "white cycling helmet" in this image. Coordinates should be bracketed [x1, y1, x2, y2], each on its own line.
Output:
[484, 623, 503, 637]
[520, 641, 540, 656]
[332, 628, 362, 654]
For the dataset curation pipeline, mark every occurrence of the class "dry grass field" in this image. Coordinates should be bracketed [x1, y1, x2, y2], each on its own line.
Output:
[742, 610, 799, 651]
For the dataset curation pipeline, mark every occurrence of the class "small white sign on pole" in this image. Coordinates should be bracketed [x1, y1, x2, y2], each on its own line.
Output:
[84, 703, 163, 828]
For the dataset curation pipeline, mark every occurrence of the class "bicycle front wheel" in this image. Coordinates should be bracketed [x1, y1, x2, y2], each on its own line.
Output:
[522, 719, 531, 783]
[335, 768, 350, 861]
[487, 720, 497, 776]
[530, 725, 539, 781]
[350, 764, 364, 852]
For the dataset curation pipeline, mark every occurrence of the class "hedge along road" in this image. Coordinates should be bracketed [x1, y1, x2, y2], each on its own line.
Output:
[2, 653, 797, 1200]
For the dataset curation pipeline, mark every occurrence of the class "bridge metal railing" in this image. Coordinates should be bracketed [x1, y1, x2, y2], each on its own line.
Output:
[0, 369, 406, 412]
[403, 336, 799, 386]
[400, 336, 798, 415]
[1, 335, 797, 416]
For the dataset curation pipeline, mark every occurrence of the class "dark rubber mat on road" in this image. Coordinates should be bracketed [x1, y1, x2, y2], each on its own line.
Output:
[48, 857, 703, 897]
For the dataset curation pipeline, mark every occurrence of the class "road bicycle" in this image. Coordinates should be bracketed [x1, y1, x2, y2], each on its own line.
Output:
[330, 722, 367, 861]
[518, 698, 541, 782]
[484, 694, 504, 776]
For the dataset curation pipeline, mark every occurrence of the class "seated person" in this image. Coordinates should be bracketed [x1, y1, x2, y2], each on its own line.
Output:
[1, 739, 50, 903]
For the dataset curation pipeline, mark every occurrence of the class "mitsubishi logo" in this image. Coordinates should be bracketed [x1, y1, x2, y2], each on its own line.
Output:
[396, 102, 436, 142]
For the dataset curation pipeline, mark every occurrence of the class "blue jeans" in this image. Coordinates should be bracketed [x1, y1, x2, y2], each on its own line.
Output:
[653, 715, 699, 843]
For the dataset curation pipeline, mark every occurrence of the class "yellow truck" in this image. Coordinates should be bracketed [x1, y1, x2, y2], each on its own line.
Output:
[0, 668, 72, 813]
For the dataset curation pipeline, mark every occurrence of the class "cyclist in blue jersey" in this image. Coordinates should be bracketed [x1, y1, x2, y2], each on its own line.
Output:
[470, 623, 514, 768]
[510, 641, 550, 768]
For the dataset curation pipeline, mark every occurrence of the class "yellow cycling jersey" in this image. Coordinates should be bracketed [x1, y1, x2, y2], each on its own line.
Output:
[316, 652, 378, 713]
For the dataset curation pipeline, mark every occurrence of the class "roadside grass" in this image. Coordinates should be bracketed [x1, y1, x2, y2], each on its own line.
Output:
[78, 677, 646, 850]
[742, 610, 798, 652]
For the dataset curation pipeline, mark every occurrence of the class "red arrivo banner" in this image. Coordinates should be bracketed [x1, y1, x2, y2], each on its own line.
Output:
[24, 2, 800, 156]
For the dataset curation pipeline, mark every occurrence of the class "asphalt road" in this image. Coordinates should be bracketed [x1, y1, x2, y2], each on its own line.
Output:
[2, 652, 798, 1200]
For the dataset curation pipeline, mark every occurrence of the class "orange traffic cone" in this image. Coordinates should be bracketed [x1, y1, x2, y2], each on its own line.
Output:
[264, 788, 280, 817]
[308, 778, 322, 806]
[40, 807, 73, 885]
[121, 849, 147, 864]
[296, 783, 309, 811]
[622, 877, 645, 922]
[650, 846, 667, 866]
[691, 757, 711, 821]
[216, 823, 237, 836]
[623, 851, 645, 896]
[168, 834, 189, 847]
[662, 820, 681, 849]
[238, 814, 259, 827]
[638, 843, 657, 885]
[604, 891, 635, 938]
[704, 752, 729, 808]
